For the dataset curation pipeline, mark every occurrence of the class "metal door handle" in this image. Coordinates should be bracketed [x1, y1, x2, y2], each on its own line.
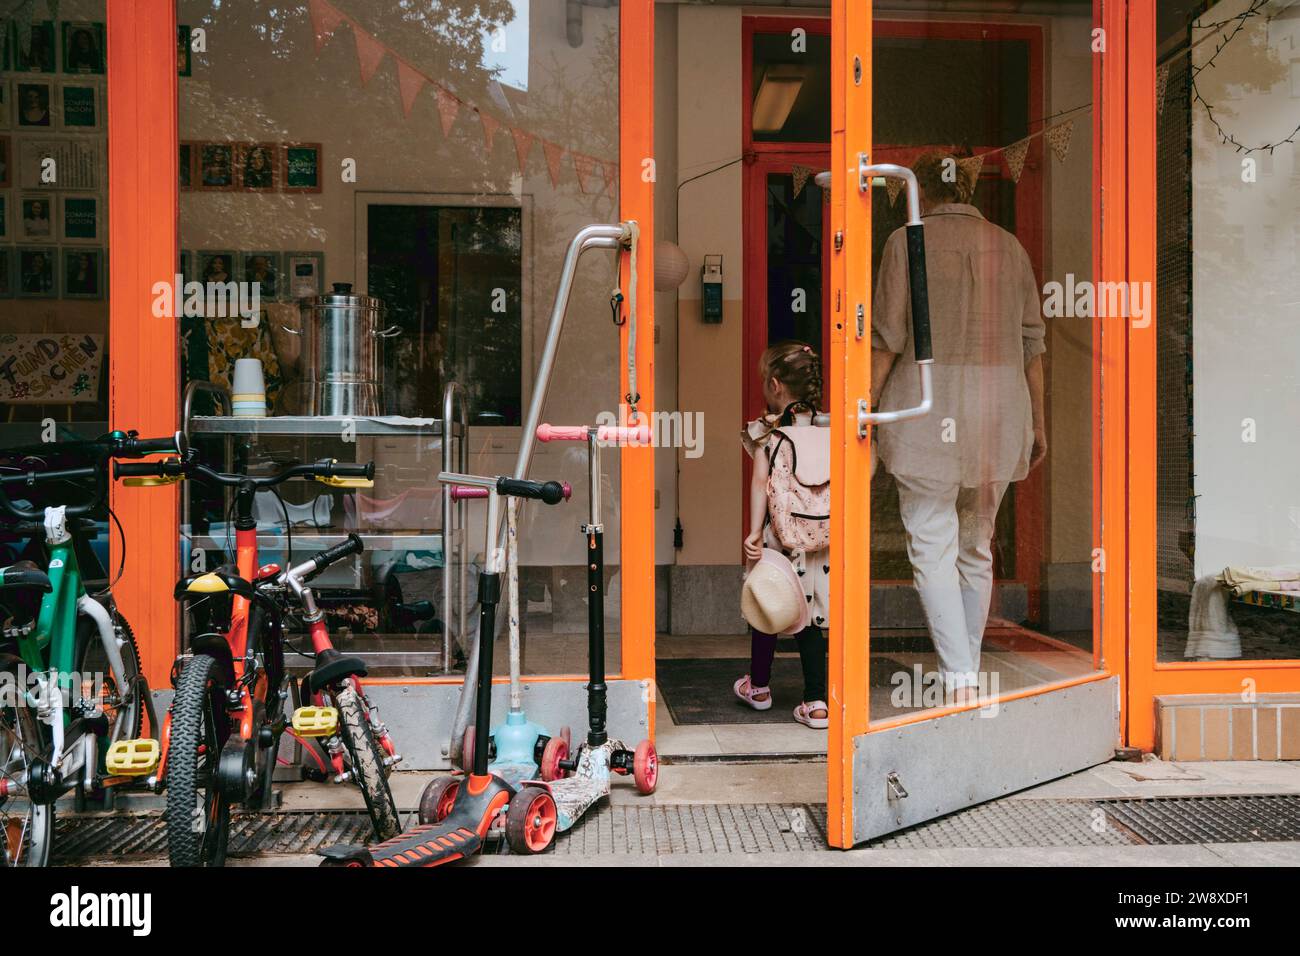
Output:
[856, 156, 934, 437]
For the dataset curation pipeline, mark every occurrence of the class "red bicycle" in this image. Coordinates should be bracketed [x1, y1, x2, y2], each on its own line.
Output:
[115, 452, 400, 866]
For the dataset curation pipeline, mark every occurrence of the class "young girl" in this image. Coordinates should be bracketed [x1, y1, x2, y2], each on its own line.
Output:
[734, 342, 830, 729]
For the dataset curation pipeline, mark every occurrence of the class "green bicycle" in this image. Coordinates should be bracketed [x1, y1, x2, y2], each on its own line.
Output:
[0, 430, 182, 866]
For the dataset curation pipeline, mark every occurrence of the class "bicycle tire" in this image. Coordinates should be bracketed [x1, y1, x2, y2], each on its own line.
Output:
[165, 654, 231, 867]
[334, 685, 401, 840]
[0, 659, 54, 867]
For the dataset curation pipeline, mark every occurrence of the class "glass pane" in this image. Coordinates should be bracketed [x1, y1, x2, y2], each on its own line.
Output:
[751, 29, 831, 143]
[868, 13, 1101, 720]
[765, 171, 824, 353]
[0, 5, 110, 580]
[177, 0, 621, 677]
[1155, 0, 1300, 662]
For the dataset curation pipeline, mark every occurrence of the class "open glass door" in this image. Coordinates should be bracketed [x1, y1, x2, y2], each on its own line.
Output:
[827, 0, 1123, 846]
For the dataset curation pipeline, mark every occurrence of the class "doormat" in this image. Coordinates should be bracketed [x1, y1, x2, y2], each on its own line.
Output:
[655, 657, 906, 725]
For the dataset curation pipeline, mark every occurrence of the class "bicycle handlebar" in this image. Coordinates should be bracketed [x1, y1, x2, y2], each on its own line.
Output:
[114, 457, 374, 489]
[309, 532, 365, 574]
[496, 477, 570, 505]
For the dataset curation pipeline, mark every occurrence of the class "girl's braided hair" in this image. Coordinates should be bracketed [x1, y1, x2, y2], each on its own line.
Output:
[758, 341, 822, 417]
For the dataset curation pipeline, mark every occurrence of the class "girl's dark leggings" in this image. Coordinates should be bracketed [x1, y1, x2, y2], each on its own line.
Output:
[750, 625, 827, 702]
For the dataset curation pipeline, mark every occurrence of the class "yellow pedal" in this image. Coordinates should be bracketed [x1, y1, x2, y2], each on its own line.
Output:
[105, 738, 160, 776]
[292, 705, 338, 737]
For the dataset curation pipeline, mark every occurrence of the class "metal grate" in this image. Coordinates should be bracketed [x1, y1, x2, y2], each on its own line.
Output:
[50, 794, 1300, 862]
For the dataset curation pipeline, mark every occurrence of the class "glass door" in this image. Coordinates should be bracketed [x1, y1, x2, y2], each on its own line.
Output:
[826, 0, 1123, 846]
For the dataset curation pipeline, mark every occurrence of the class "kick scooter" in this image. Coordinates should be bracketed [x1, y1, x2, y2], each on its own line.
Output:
[318, 471, 572, 866]
[533, 423, 657, 830]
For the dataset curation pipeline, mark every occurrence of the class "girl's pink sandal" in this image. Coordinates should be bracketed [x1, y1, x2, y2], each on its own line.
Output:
[734, 675, 773, 711]
[793, 700, 829, 730]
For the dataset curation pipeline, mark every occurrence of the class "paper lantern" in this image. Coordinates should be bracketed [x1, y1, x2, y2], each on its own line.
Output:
[654, 240, 690, 291]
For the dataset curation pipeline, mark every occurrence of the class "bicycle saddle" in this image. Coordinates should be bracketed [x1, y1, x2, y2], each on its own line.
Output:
[0, 561, 52, 593]
[174, 565, 255, 600]
[304, 646, 368, 695]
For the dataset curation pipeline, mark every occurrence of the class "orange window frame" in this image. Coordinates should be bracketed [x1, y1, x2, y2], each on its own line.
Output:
[107, 2, 657, 714]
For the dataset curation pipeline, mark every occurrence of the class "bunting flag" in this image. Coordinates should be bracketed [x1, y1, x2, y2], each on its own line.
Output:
[573, 153, 599, 194]
[478, 110, 501, 152]
[885, 176, 904, 206]
[791, 164, 813, 198]
[511, 128, 536, 177]
[958, 155, 983, 183]
[435, 87, 461, 137]
[602, 161, 617, 196]
[1045, 119, 1074, 164]
[1156, 62, 1171, 117]
[353, 26, 387, 85]
[395, 58, 427, 117]
[1002, 137, 1030, 183]
[308, 0, 347, 54]
[542, 140, 567, 187]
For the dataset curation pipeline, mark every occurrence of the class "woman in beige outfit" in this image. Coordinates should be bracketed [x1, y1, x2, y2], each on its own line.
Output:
[871, 151, 1047, 703]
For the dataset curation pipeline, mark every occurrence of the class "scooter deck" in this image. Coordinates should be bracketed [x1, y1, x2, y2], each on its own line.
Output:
[367, 822, 483, 867]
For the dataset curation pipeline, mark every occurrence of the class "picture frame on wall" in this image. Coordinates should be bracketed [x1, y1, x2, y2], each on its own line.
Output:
[61, 82, 100, 129]
[16, 81, 54, 128]
[63, 248, 103, 299]
[17, 247, 57, 297]
[62, 194, 99, 242]
[62, 22, 106, 75]
[284, 251, 325, 299]
[0, 249, 13, 298]
[197, 250, 236, 285]
[199, 143, 235, 189]
[241, 252, 281, 300]
[282, 143, 322, 193]
[179, 141, 196, 190]
[12, 21, 56, 73]
[0, 135, 10, 187]
[19, 194, 54, 240]
[237, 143, 278, 191]
[178, 25, 192, 77]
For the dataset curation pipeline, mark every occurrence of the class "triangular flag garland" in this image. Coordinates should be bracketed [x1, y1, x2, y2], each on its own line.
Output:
[957, 155, 983, 183]
[791, 164, 812, 197]
[1156, 62, 1171, 117]
[395, 57, 427, 117]
[542, 140, 567, 187]
[1045, 119, 1074, 164]
[1002, 137, 1031, 183]
[306, 0, 616, 196]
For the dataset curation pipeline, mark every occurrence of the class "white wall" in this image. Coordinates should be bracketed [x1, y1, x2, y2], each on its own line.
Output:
[1191, 0, 1300, 574]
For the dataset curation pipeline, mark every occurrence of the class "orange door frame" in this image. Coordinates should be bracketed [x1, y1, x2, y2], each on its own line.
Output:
[105, 4, 657, 711]
[107, 2, 181, 698]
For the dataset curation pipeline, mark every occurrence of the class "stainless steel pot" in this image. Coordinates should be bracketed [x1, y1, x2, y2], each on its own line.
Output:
[293, 283, 400, 416]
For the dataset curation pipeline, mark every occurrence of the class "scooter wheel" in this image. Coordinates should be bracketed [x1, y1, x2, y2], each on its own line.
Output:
[506, 786, 558, 854]
[633, 739, 658, 795]
[418, 775, 461, 824]
[539, 735, 569, 782]
[559, 725, 572, 749]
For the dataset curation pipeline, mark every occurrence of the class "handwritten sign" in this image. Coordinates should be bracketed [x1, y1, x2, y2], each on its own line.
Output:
[0, 333, 105, 403]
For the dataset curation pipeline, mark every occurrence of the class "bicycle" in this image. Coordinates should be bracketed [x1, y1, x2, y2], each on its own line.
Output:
[114, 451, 401, 866]
[0, 430, 182, 867]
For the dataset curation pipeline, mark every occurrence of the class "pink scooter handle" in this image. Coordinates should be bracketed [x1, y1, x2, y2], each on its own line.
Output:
[449, 482, 573, 502]
[536, 423, 651, 445]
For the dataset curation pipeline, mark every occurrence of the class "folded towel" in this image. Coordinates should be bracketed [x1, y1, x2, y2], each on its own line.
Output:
[1218, 565, 1300, 597]
[1186, 574, 1241, 660]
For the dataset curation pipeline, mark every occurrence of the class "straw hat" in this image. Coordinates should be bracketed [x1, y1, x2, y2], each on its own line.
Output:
[741, 548, 809, 636]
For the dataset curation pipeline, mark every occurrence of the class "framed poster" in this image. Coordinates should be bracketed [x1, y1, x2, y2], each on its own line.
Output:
[16, 81, 54, 128]
[62, 194, 99, 242]
[61, 83, 99, 129]
[284, 251, 325, 299]
[282, 143, 322, 193]
[237, 143, 277, 191]
[199, 143, 235, 189]
[12, 21, 56, 73]
[18, 139, 102, 189]
[179, 141, 195, 190]
[62, 248, 103, 298]
[62, 22, 105, 75]
[240, 252, 281, 300]
[0, 333, 106, 403]
[0, 134, 10, 187]
[0, 249, 12, 298]
[17, 247, 57, 298]
[178, 25, 192, 77]
[19, 194, 54, 240]
[197, 250, 236, 285]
